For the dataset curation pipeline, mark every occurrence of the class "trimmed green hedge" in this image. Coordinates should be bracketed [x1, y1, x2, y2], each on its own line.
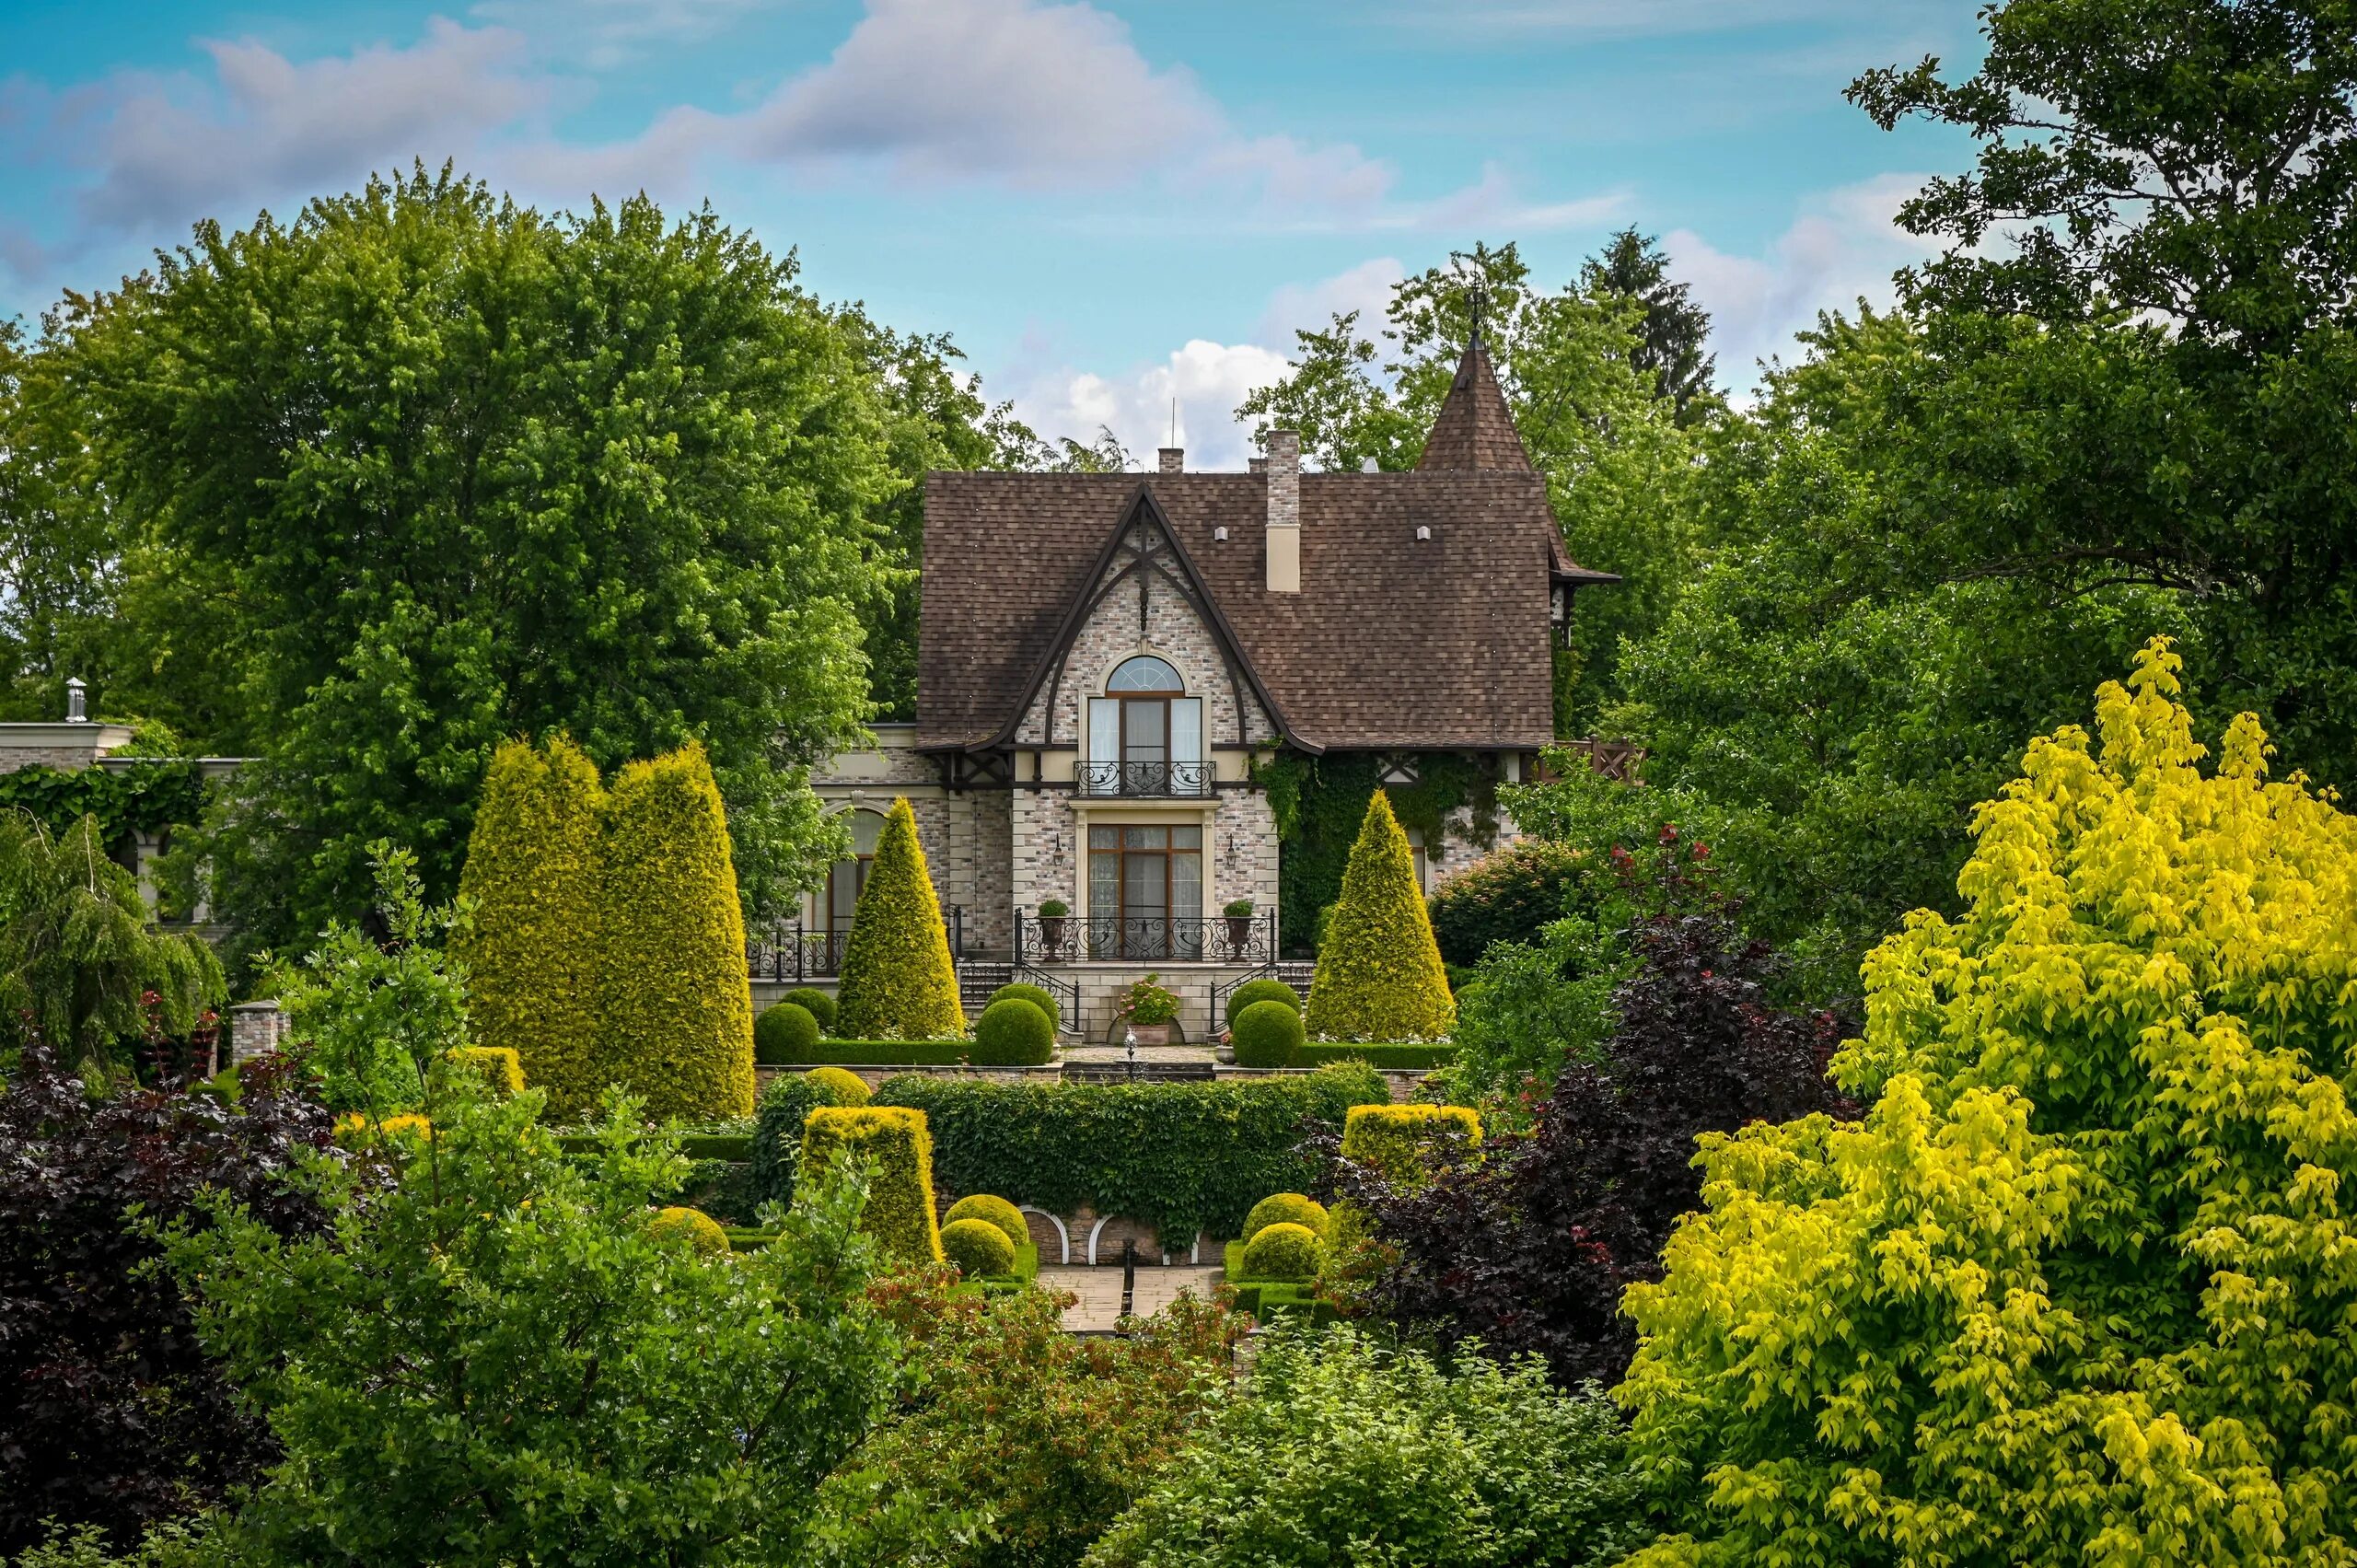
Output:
[871, 1063, 1388, 1249]
[1240, 1222, 1320, 1282]
[970, 997, 1055, 1065]
[773, 1040, 976, 1065]
[1224, 977, 1301, 1028]
[1231, 999, 1306, 1067]
[943, 1216, 1017, 1277]
[749, 1068, 872, 1208]
[782, 986, 837, 1034]
[754, 1002, 820, 1063]
[1292, 1043, 1457, 1070]
[799, 1106, 943, 1263]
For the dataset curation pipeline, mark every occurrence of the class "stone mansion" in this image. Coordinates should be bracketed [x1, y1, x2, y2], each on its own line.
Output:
[790, 331, 1617, 1040]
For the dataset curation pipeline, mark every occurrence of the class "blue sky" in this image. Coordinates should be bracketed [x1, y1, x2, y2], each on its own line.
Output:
[0, 0, 1984, 468]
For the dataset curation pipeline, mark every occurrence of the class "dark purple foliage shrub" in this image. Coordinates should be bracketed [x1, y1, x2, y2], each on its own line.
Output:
[1341, 905, 1852, 1386]
[0, 1040, 343, 1551]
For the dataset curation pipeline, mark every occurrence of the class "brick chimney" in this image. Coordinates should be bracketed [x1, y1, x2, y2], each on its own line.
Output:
[1157, 447, 1183, 473]
[1264, 429, 1300, 594]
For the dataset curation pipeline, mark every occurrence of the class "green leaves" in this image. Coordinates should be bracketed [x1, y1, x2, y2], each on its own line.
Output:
[54, 168, 892, 964]
[1617, 644, 2357, 1564]
[162, 1081, 905, 1567]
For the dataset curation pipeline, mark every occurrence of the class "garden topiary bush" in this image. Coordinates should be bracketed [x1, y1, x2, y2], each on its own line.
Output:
[1229, 998, 1304, 1068]
[1425, 839, 1589, 968]
[784, 986, 838, 1035]
[1306, 791, 1456, 1041]
[1238, 1222, 1320, 1283]
[646, 1205, 729, 1255]
[446, 1045, 524, 1097]
[798, 1106, 944, 1264]
[941, 1216, 1017, 1278]
[599, 743, 757, 1120]
[986, 982, 1062, 1029]
[1243, 1192, 1328, 1242]
[943, 1193, 1029, 1252]
[1223, 978, 1299, 1028]
[833, 798, 963, 1040]
[749, 1068, 872, 1208]
[754, 1002, 820, 1064]
[804, 1066, 871, 1105]
[1342, 1103, 1482, 1188]
[455, 736, 607, 1117]
[970, 997, 1055, 1066]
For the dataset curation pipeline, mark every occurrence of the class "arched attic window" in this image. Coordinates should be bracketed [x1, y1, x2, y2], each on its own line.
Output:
[1087, 656, 1203, 796]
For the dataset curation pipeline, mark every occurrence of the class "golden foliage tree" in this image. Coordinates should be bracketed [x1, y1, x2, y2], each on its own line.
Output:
[455, 737, 607, 1117]
[1305, 791, 1455, 1040]
[598, 743, 756, 1120]
[1619, 640, 2357, 1565]
[833, 796, 962, 1040]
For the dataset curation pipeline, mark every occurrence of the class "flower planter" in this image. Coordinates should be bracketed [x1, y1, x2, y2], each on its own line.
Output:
[1224, 915, 1255, 957]
[1037, 914, 1068, 960]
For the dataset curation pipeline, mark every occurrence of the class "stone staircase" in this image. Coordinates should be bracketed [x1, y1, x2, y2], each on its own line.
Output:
[958, 960, 1013, 1015]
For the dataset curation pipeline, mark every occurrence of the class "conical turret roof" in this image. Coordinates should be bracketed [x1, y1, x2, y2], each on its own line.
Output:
[1415, 331, 1531, 472]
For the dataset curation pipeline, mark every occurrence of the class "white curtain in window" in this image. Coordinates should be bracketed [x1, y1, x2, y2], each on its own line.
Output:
[1087, 699, 1119, 793]
[1171, 697, 1202, 769]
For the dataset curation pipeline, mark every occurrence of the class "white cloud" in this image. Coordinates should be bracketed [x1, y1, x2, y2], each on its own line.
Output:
[1665, 171, 1938, 396]
[1392, 0, 1898, 41]
[1008, 336, 1295, 473]
[1255, 256, 1405, 345]
[737, 0, 1221, 186]
[59, 18, 547, 234]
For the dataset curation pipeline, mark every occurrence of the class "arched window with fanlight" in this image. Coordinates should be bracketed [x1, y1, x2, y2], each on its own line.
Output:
[1086, 656, 1204, 796]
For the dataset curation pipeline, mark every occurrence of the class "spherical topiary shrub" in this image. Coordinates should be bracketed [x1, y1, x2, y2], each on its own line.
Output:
[1239, 1221, 1320, 1283]
[1231, 998, 1305, 1068]
[945, 1193, 1030, 1253]
[803, 1065, 871, 1105]
[1243, 1192, 1329, 1243]
[754, 1002, 820, 1064]
[942, 1216, 1017, 1278]
[647, 1205, 730, 1255]
[970, 997, 1055, 1066]
[1224, 978, 1301, 1028]
[986, 982, 1062, 1031]
[784, 986, 838, 1036]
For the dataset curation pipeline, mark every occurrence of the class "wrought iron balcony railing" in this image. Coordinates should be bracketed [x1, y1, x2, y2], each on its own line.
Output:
[1077, 760, 1213, 796]
[1017, 910, 1275, 965]
[749, 907, 963, 981]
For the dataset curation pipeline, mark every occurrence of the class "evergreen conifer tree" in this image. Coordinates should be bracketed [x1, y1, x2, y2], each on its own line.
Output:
[598, 744, 755, 1119]
[1306, 791, 1455, 1040]
[455, 737, 607, 1117]
[833, 797, 962, 1040]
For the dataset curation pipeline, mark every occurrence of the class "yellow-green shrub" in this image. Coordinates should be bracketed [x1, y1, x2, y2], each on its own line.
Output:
[941, 1216, 1016, 1278]
[1619, 640, 2357, 1565]
[832, 797, 963, 1040]
[647, 1205, 729, 1255]
[798, 1105, 944, 1264]
[599, 744, 756, 1120]
[803, 1066, 871, 1106]
[445, 1046, 524, 1097]
[1341, 1103, 1481, 1188]
[1238, 1222, 1319, 1282]
[455, 736, 606, 1117]
[943, 1193, 1028, 1252]
[1305, 791, 1455, 1041]
[1242, 1192, 1328, 1242]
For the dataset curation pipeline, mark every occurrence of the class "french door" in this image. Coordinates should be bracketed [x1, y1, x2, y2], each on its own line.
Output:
[1086, 824, 1203, 958]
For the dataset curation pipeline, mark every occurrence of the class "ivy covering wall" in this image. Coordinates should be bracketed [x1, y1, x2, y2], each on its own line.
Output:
[0, 761, 205, 854]
[1256, 749, 1499, 957]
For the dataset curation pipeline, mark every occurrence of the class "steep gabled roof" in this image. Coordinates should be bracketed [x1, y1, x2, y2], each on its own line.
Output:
[1416, 332, 1532, 472]
[916, 469, 1585, 752]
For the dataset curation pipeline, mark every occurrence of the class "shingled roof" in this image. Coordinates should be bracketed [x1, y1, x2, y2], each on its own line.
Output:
[914, 337, 1617, 753]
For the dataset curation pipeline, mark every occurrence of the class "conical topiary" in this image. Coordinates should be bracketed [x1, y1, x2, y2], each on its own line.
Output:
[598, 742, 756, 1119]
[455, 737, 608, 1118]
[833, 796, 962, 1040]
[1305, 790, 1455, 1040]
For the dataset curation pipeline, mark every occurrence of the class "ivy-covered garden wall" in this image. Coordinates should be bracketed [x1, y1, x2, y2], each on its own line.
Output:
[0, 761, 206, 856]
[1256, 749, 1498, 958]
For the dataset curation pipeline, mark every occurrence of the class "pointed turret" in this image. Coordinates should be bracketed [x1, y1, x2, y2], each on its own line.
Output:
[1415, 328, 1532, 472]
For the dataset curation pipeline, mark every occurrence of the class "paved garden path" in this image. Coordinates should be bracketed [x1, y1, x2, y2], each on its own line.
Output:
[1039, 1265, 1224, 1332]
